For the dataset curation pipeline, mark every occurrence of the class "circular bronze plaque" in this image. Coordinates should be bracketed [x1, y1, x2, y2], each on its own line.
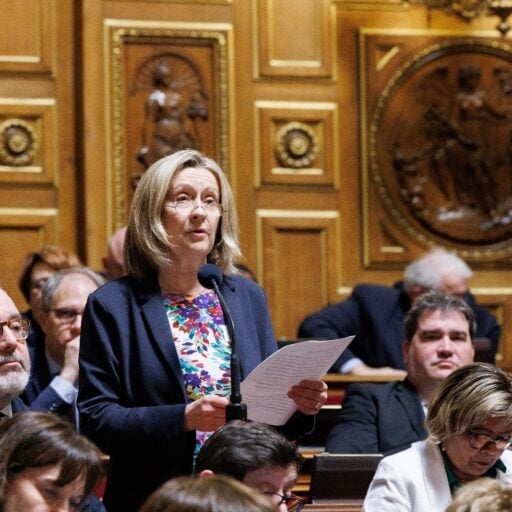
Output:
[371, 39, 512, 249]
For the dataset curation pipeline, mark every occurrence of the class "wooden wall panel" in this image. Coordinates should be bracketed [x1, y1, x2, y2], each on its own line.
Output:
[255, 0, 335, 78]
[254, 100, 339, 187]
[0, 0, 77, 311]
[257, 211, 340, 338]
[0, 0, 53, 74]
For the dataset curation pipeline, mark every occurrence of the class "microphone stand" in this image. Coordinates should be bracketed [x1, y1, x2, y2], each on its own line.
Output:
[210, 280, 247, 421]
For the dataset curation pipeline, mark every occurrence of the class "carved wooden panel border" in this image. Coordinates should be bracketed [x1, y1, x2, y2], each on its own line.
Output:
[105, 19, 232, 230]
[256, 210, 340, 337]
[254, 0, 335, 78]
[0, 0, 54, 74]
[0, 99, 57, 183]
[254, 101, 339, 188]
[359, 29, 512, 266]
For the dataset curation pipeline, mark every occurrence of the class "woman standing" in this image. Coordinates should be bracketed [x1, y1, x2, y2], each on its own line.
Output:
[78, 149, 327, 512]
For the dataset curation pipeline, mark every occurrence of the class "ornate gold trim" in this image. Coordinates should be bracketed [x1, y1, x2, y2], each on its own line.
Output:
[275, 122, 319, 168]
[0, 118, 38, 166]
[105, 19, 232, 230]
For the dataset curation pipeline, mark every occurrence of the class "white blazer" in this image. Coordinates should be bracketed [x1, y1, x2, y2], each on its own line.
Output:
[363, 439, 512, 512]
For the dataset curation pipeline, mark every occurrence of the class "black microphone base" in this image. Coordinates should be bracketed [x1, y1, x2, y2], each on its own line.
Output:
[226, 403, 248, 421]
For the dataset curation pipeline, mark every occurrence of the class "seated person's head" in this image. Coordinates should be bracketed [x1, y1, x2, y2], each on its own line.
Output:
[403, 291, 475, 398]
[427, 363, 512, 485]
[140, 474, 276, 512]
[195, 421, 304, 512]
[403, 248, 473, 301]
[446, 477, 512, 512]
[0, 411, 103, 512]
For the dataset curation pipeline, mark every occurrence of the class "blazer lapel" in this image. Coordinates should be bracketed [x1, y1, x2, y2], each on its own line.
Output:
[396, 379, 428, 439]
[422, 441, 452, 509]
[137, 279, 186, 398]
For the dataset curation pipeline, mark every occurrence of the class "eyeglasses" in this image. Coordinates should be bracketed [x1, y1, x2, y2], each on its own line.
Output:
[30, 277, 49, 291]
[48, 308, 83, 323]
[263, 492, 305, 511]
[165, 198, 223, 215]
[0, 318, 30, 342]
[468, 431, 512, 451]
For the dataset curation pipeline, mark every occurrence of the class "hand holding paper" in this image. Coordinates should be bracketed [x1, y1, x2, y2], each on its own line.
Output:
[240, 336, 354, 425]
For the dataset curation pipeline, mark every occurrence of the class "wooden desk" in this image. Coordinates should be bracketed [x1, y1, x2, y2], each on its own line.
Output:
[323, 373, 404, 404]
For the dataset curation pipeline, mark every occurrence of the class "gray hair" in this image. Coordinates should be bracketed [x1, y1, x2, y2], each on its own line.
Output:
[427, 363, 512, 444]
[41, 267, 105, 311]
[125, 149, 241, 281]
[404, 290, 476, 343]
[403, 248, 473, 294]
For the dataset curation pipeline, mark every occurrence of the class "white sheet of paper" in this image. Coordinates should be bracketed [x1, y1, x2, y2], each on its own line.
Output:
[240, 336, 354, 426]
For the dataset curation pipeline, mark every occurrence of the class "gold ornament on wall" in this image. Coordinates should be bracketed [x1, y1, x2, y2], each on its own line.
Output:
[413, 0, 512, 35]
[275, 122, 319, 168]
[0, 118, 38, 166]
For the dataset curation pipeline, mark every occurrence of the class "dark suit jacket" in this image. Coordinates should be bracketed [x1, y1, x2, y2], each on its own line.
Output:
[325, 379, 427, 456]
[79, 274, 309, 512]
[298, 282, 500, 371]
[21, 324, 74, 417]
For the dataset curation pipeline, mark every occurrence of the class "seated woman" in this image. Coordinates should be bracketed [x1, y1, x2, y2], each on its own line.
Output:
[364, 362, 512, 512]
[0, 411, 104, 512]
[139, 474, 276, 512]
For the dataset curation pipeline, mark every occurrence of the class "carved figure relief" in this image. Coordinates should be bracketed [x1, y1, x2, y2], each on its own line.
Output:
[372, 41, 512, 246]
[133, 55, 208, 169]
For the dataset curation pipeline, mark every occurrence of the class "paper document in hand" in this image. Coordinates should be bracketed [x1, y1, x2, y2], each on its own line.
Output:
[240, 336, 354, 426]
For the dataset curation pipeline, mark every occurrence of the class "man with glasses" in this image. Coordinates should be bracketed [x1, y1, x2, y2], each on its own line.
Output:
[22, 267, 105, 422]
[195, 421, 305, 512]
[0, 288, 31, 416]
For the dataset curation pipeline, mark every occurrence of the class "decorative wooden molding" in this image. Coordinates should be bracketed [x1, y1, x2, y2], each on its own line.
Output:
[254, 0, 335, 78]
[254, 100, 339, 188]
[360, 29, 512, 265]
[0, 98, 56, 183]
[256, 209, 341, 337]
[0, 0, 54, 74]
[104, 19, 233, 230]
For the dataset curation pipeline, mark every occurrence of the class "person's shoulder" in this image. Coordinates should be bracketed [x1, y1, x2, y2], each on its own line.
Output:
[352, 283, 399, 299]
[346, 380, 404, 398]
[88, 275, 147, 302]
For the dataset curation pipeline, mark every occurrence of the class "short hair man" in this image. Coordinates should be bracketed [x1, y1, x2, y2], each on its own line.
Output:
[325, 291, 475, 455]
[195, 421, 304, 512]
[22, 268, 105, 420]
[102, 226, 127, 280]
[298, 248, 499, 375]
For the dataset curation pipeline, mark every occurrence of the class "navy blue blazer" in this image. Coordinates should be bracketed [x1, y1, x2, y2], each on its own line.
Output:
[79, 274, 303, 512]
[325, 379, 427, 456]
[22, 324, 74, 417]
[298, 282, 500, 371]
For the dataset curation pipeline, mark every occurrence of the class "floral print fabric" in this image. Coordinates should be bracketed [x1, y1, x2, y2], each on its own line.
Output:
[163, 290, 231, 451]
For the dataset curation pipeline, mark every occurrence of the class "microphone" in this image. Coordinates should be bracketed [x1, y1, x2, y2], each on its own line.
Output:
[197, 263, 247, 421]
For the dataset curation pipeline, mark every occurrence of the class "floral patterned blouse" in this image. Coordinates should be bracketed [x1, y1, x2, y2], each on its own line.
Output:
[163, 289, 231, 452]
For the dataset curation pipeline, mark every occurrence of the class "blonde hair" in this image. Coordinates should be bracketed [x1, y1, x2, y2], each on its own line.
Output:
[427, 363, 512, 443]
[139, 475, 276, 512]
[446, 477, 512, 512]
[125, 149, 240, 280]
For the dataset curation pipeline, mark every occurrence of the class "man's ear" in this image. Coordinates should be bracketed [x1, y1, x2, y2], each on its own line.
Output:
[199, 469, 215, 479]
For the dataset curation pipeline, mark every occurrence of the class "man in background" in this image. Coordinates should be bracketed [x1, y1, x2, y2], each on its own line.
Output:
[325, 291, 475, 455]
[22, 267, 105, 421]
[195, 420, 304, 512]
[299, 247, 499, 375]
